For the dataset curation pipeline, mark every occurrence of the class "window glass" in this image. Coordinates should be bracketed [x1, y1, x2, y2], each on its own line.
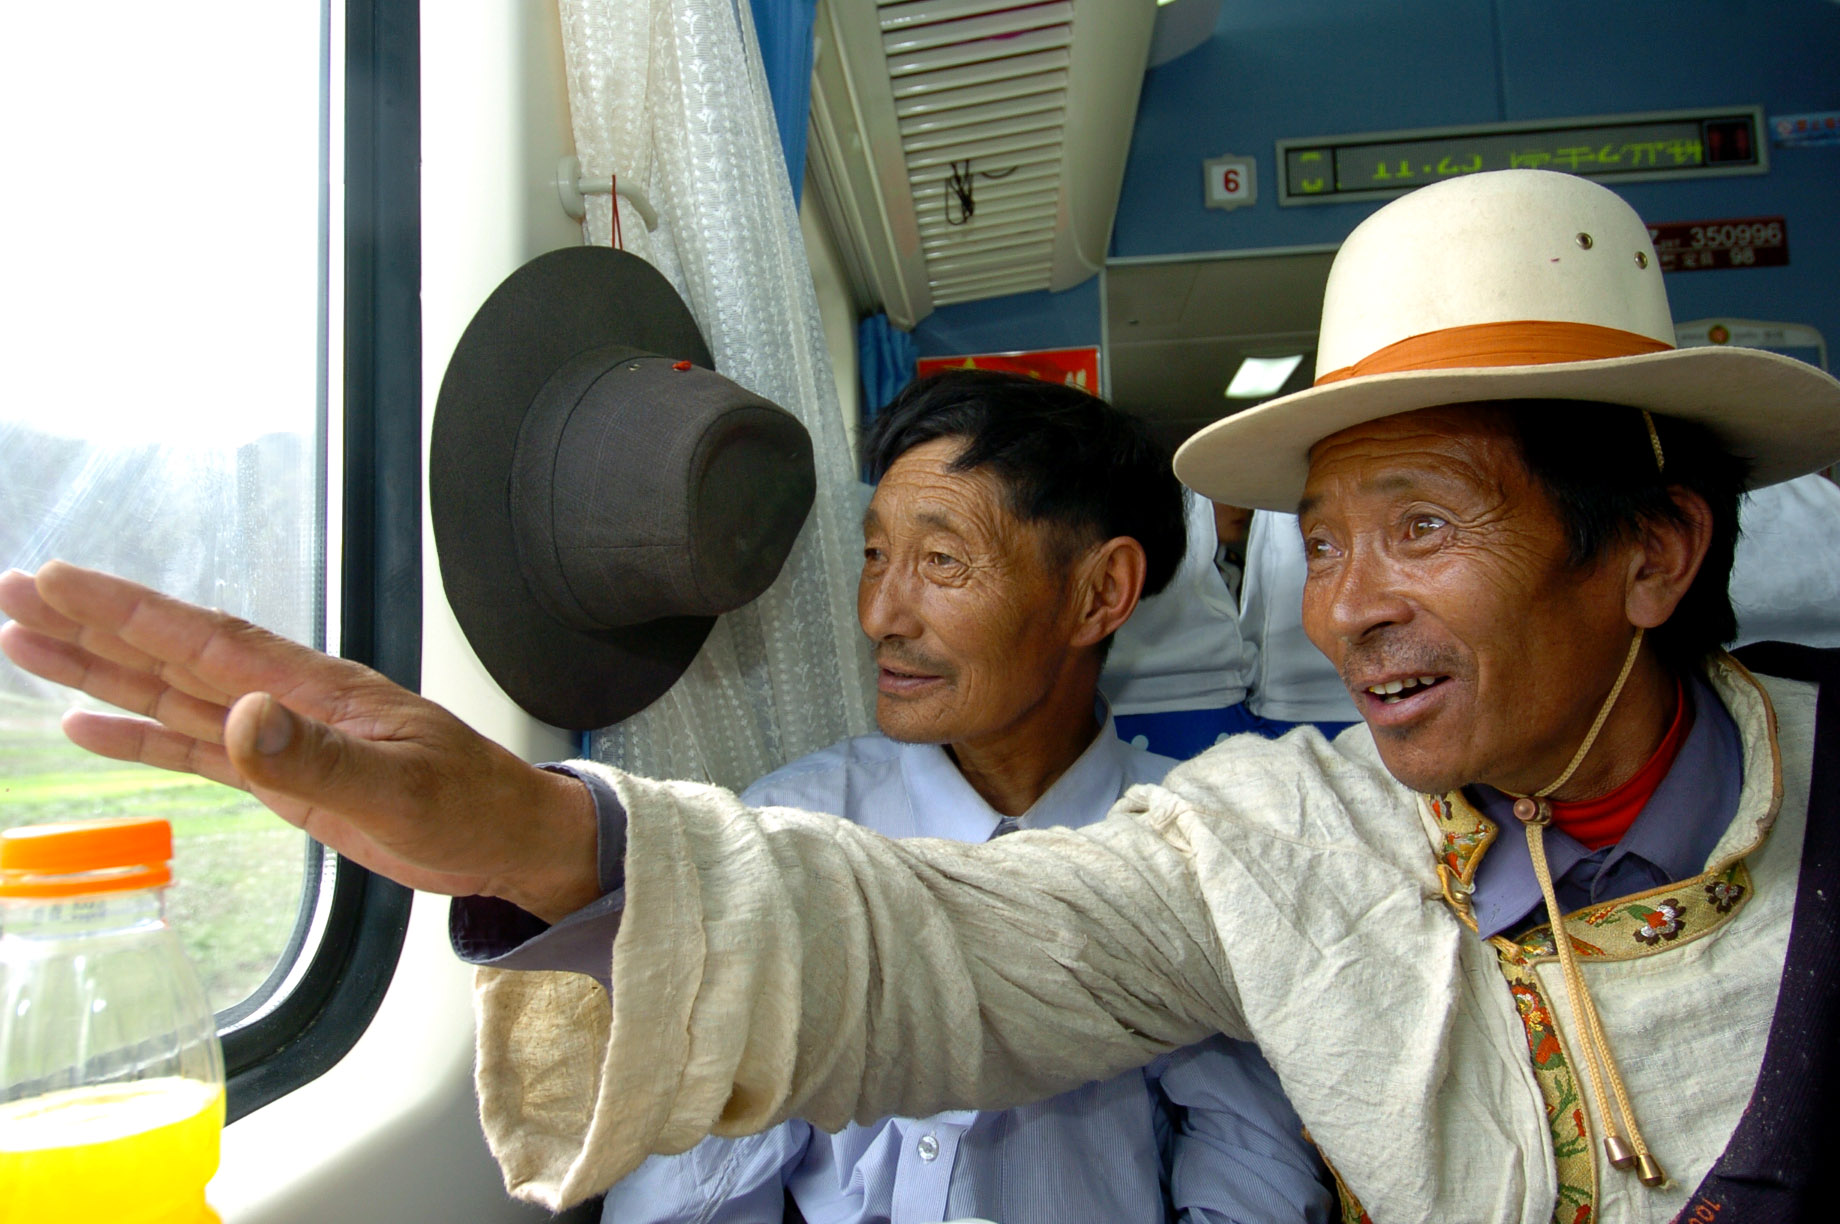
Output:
[0, 5, 327, 1014]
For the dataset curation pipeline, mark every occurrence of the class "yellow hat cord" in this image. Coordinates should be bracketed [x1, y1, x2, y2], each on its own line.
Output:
[1510, 408, 1669, 1188]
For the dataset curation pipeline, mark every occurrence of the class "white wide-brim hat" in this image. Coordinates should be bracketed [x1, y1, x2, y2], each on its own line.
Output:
[1173, 169, 1840, 511]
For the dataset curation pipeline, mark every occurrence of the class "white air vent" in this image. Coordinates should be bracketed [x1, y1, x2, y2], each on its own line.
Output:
[807, 0, 1155, 329]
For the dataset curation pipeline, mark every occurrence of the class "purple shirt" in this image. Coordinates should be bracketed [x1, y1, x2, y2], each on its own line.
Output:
[447, 764, 627, 988]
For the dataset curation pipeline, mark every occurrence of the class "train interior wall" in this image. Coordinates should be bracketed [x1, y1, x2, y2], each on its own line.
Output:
[914, 0, 1840, 372]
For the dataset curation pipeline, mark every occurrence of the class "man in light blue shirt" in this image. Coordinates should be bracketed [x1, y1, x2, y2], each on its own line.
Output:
[601, 370, 1331, 1223]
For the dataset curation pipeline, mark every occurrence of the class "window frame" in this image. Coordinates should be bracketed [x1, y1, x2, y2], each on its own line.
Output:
[220, 0, 420, 1122]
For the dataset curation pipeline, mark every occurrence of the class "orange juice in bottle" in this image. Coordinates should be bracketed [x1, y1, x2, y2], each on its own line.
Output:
[0, 818, 225, 1223]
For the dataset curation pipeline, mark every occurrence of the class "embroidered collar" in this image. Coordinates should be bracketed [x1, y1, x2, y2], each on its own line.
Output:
[1421, 656, 1783, 958]
[1463, 674, 1742, 939]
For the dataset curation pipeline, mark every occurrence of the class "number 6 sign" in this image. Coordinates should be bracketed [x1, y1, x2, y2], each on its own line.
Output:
[1204, 154, 1257, 211]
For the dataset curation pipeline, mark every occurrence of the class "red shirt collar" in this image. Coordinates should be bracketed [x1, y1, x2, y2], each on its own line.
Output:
[1548, 679, 1692, 851]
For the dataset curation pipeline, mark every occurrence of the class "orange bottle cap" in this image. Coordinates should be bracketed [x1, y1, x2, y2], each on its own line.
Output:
[0, 817, 173, 898]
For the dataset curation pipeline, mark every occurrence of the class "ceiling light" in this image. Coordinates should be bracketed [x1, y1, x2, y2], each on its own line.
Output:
[1224, 354, 1304, 399]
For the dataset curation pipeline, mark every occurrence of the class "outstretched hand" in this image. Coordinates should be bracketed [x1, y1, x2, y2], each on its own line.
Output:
[0, 562, 600, 922]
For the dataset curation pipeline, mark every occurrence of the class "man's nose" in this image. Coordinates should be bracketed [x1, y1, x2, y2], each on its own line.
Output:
[858, 568, 924, 641]
[1313, 545, 1414, 647]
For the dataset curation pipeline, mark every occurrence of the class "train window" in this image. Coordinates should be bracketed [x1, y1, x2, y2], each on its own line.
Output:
[0, 0, 418, 1117]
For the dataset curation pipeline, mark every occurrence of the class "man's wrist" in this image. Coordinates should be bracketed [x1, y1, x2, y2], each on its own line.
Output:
[491, 765, 603, 923]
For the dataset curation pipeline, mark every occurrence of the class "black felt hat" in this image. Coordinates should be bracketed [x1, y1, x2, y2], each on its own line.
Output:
[429, 246, 816, 731]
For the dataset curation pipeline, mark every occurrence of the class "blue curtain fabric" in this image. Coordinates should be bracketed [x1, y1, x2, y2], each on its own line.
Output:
[745, 0, 817, 203]
[858, 313, 919, 434]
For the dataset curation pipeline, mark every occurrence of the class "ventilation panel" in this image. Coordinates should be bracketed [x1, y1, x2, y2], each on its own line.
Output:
[808, 0, 1154, 329]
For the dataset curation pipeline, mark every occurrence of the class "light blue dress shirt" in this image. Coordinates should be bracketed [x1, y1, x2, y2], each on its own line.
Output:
[599, 713, 1332, 1224]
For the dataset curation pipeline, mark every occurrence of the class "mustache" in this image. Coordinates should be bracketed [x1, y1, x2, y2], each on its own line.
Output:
[875, 643, 954, 679]
[1337, 635, 1466, 690]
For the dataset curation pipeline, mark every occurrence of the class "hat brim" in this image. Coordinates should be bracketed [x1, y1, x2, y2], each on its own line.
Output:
[1173, 345, 1840, 511]
[430, 246, 718, 731]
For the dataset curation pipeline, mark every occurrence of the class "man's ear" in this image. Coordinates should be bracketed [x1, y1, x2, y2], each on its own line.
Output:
[1070, 536, 1148, 649]
[1626, 487, 1714, 631]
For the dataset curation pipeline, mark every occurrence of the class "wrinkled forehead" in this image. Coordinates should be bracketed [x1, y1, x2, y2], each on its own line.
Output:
[865, 438, 1022, 534]
[1297, 404, 1524, 516]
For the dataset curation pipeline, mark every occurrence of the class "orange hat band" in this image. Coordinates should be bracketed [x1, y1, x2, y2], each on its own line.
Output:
[1314, 320, 1675, 386]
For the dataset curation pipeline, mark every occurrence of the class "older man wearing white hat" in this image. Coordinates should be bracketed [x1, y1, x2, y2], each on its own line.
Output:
[5, 169, 1840, 1224]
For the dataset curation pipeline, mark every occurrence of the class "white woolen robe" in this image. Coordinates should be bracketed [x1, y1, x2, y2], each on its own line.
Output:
[471, 659, 1812, 1223]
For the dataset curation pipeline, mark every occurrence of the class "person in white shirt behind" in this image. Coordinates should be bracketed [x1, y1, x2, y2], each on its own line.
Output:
[1099, 490, 1260, 759]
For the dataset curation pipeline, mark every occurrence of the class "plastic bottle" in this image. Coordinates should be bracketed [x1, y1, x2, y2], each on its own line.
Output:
[0, 817, 225, 1223]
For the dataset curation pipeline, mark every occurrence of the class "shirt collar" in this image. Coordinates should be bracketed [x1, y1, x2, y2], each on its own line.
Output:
[896, 699, 1130, 842]
[1465, 673, 1744, 939]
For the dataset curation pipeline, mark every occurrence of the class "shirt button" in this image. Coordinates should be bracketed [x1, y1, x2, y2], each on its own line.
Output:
[916, 1134, 940, 1162]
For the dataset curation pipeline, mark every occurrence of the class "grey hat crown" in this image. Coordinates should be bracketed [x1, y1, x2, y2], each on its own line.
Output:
[509, 348, 813, 632]
[431, 246, 817, 730]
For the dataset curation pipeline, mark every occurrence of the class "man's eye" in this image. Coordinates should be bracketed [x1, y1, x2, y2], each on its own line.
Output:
[1302, 536, 1333, 560]
[928, 552, 958, 568]
[863, 547, 884, 564]
[1407, 515, 1447, 539]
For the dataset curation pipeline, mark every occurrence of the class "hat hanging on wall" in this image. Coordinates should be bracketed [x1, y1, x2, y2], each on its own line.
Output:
[430, 246, 816, 731]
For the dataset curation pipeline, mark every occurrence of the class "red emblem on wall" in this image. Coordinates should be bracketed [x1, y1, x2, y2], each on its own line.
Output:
[916, 346, 1102, 394]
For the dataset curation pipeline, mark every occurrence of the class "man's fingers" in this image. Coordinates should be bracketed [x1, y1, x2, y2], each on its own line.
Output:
[1, 566, 223, 700]
[0, 620, 90, 689]
[61, 710, 248, 791]
[17, 565, 515, 899]
[72, 624, 234, 708]
[5, 565, 233, 706]
[33, 561, 340, 713]
[0, 624, 232, 744]
[0, 568, 82, 638]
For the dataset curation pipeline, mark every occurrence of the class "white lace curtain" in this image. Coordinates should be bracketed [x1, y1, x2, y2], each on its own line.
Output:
[560, 0, 874, 790]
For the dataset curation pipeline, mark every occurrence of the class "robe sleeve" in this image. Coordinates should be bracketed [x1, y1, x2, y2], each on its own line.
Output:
[471, 766, 1239, 1208]
[471, 733, 1554, 1223]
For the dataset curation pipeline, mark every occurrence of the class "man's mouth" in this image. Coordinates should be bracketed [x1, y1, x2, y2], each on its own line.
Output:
[877, 659, 948, 695]
[1363, 674, 1448, 704]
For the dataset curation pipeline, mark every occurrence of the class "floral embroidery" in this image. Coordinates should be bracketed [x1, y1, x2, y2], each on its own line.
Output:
[1428, 793, 1495, 882]
[1705, 878, 1745, 913]
[1493, 954, 1596, 1221]
[1629, 899, 1686, 945]
[1547, 1072, 1588, 1164]
[1505, 862, 1751, 966]
[1517, 927, 1607, 962]
[1440, 823, 1489, 875]
[1511, 981, 1565, 1069]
